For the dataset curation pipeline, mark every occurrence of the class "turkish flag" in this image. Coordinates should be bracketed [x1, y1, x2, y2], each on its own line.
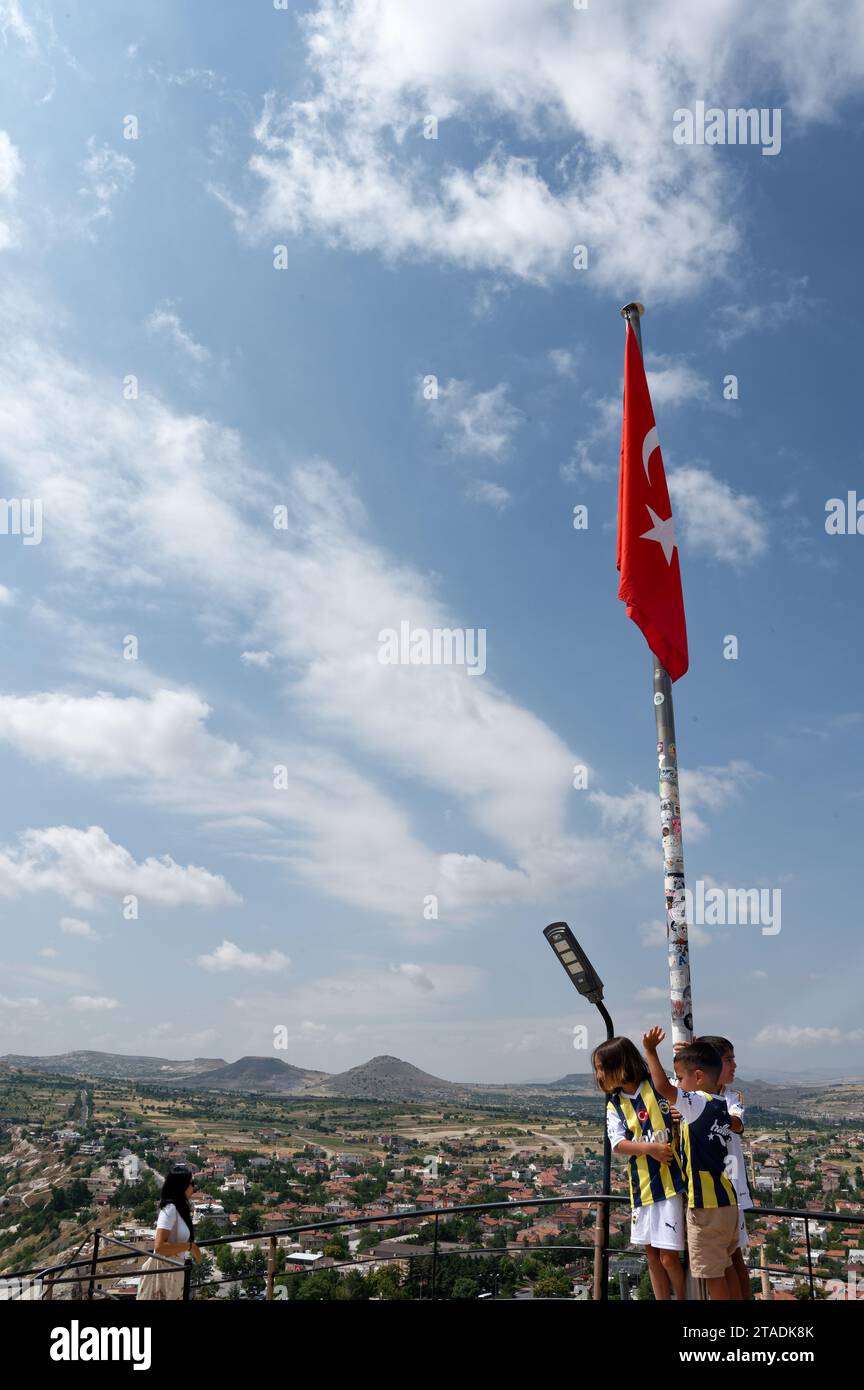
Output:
[617, 321, 689, 681]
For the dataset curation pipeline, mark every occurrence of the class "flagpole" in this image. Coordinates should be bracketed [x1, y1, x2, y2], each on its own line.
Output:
[620, 302, 694, 1050]
[619, 304, 702, 1302]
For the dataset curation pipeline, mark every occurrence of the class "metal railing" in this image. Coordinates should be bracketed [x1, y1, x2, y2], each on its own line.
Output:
[3, 1196, 861, 1300]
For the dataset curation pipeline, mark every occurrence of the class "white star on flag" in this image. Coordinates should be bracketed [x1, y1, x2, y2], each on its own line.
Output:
[640, 506, 677, 565]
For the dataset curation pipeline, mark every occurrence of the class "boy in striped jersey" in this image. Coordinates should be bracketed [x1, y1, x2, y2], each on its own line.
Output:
[644, 1028, 739, 1300]
[593, 1036, 687, 1300]
[699, 1035, 753, 1299]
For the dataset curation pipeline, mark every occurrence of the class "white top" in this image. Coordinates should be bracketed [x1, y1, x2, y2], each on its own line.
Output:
[156, 1202, 191, 1255]
[674, 1087, 712, 1122]
[723, 1088, 754, 1210]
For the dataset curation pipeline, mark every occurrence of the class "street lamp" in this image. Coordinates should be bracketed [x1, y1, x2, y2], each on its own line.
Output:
[543, 922, 606, 1005]
[542, 921, 615, 1302]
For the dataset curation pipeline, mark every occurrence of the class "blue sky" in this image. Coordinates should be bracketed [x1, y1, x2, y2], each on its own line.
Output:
[0, 0, 861, 1082]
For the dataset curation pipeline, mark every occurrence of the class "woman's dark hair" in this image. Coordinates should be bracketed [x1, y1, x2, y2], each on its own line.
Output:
[159, 1165, 194, 1241]
[591, 1036, 649, 1094]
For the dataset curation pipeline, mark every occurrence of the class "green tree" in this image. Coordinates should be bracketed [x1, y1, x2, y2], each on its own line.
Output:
[451, 1275, 481, 1299]
[368, 1264, 405, 1300]
[534, 1269, 572, 1298]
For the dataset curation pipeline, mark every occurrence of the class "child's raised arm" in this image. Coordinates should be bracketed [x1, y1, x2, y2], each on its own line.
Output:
[642, 1026, 677, 1104]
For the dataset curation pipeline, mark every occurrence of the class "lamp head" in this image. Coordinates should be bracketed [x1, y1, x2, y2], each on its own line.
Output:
[543, 922, 605, 1004]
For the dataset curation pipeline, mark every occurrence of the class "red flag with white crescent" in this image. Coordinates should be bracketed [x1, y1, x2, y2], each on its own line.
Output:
[616, 321, 689, 681]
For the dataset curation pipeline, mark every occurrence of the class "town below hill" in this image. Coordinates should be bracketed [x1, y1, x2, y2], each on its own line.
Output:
[1, 1055, 862, 1299]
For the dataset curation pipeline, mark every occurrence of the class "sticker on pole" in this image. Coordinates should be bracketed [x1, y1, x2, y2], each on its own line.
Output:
[654, 692, 665, 705]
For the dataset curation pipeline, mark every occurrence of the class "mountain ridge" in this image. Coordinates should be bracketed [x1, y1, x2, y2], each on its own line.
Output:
[3, 1050, 858, 1105]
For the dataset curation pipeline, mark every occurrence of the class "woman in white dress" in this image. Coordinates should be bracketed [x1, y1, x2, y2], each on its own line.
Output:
[136, 1165, 203, 1300]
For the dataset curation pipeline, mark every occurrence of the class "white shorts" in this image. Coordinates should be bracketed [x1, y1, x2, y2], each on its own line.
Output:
[736, 1206, 750, 1250]
[630, 1194, 685, 1251]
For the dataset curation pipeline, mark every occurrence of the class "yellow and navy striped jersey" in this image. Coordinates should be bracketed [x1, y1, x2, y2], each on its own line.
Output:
[675, 1089, 739, 1209]
[606, 1080, 686, 1209]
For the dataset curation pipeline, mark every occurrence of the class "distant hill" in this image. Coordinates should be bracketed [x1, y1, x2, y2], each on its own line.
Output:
[547, 1073, 595, 1092]
[3, 1050, 859, 1116]
[1, 1051, 229, 1082]
[317, 1055, 474, 1102]
[190, 1056, 328, 1094]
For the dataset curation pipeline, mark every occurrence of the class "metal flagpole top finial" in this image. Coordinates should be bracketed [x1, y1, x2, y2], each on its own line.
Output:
[619, 302, 645, 319]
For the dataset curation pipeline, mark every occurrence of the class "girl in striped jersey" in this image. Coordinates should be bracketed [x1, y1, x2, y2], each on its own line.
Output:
[593, 1036, 687, 1301]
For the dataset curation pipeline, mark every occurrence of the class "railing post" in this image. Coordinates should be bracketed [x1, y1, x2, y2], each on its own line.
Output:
[267, 1236, 277, 1300]
[592, 1201, 606, 1301]
[431, 1214, 439, 1302]
[759, 1244, 772, 1301]
[87, 1230, 100, 1301]
[803, 1217, 816, 1300]
[182, 1260, 192, 1301]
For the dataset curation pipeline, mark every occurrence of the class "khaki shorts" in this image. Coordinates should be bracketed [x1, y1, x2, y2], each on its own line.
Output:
[686, 1206, 739, 1279]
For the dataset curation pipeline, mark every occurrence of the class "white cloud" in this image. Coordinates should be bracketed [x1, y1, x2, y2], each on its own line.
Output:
[240, 5, 739, 296]
[196, 940, 291, 974]
[0, 584, 15, 605]
[133, 1022, 219, 1050]
[390, 961, 435, 992]
[146, 302, 211, 364]
[0, 129, 21, 250]
[234, 959, 483, 1027]
[78, 139, 134, 235]
[471, 278, 510, 319]
[548, 348, 579, 379]
[753, 1025, 864, 1047]
[716, 279, 811, 347]
[71, 995, 119, 1011]
[0, 825, 240, 909]
[59, 916, 95, 938]
[39, 947, 57, 958]
[0, 2, 36, 47]
[500, 1029, 543, 1055]
[668, 465, 769, 567]
[26, 964, 94, 988]
[0, 290, 754, 930]
[0, 298, 601, 921]
[645, 356, 709, 409]
[229, 2, 864, 299]
[241, 650, 274, 668]
[424, 378, 521, 459]
[0, 993, 40, 1009]
[467, 479, 511, 510]
[0, 689, 245, 784]
[0, 129, 21, 195]
[592, 760, 762, 868]
[164, 67, 221, 90]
